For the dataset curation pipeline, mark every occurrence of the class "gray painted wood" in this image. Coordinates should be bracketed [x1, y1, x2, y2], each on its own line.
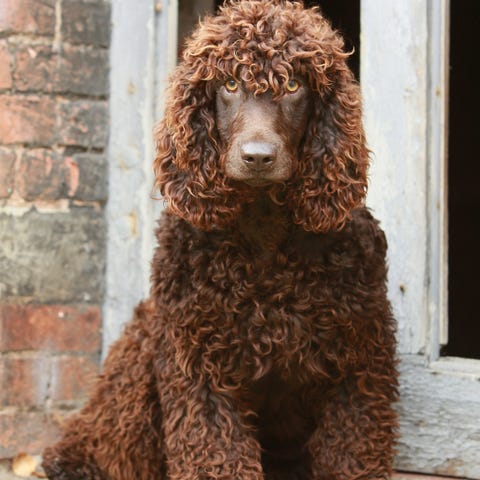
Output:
[104, 0, 171, 353]
[425, 0, 449, 355]
[395, 356, 480, 478]
[363, 1, 480, 477]
[362, 0, 429, 356]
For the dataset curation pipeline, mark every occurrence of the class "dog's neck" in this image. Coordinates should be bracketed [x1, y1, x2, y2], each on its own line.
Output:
[236, 192, 290, 253]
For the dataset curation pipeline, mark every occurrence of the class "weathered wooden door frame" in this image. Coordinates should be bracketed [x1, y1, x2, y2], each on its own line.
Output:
[363, 1, 480, 477]
[104, 0, 177, 352]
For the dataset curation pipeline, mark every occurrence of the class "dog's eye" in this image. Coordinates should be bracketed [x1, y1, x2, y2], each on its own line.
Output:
[225, 79, 239, 92]
[285, 79, 300, 93]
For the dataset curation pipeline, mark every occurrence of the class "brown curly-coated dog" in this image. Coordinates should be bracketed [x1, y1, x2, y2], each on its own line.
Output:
[42, 1, 398, 479]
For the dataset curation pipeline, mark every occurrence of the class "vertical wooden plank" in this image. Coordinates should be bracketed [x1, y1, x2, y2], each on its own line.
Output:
[425, 0, 449, 357]
[155, 0, 178, 119]
[361, 1, 428, 355]
[104, 0, 168, 352]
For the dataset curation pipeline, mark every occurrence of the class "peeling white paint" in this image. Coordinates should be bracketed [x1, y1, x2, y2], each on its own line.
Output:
[363, 1, 480, 477]
[395, 356, 480, 478]
[104, 0, 173, 352]
[362, 0, 428, 356]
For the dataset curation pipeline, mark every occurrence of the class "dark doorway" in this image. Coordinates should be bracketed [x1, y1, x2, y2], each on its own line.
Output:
[442, 0, 480, 359]
[177, 0, 215, 57]
[302, 0, 360, 80]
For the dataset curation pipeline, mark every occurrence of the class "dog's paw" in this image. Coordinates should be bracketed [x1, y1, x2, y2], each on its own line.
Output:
[42, 452, 103, 480]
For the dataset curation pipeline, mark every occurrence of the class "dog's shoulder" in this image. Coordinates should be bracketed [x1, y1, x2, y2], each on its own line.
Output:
[349, 206, 388, 258]
[292, 206, 387, 268]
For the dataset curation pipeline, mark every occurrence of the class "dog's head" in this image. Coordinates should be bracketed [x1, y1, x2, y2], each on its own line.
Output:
[154, 0, 368, 232]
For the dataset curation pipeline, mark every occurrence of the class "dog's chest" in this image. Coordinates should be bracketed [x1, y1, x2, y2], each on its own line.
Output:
[185, 234, 358, 378]
[154, 213, 367, 381]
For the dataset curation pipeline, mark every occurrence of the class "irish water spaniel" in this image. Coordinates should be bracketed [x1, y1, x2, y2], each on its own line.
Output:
[43, 1, 398, 479]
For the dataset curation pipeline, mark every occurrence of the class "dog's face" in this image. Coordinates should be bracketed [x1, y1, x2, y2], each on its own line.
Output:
[154, 0, 369, 232]
[216, 78, 311, 187]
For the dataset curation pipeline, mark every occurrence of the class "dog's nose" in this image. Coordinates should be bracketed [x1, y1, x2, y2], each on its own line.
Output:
[240, 142, 277, 170]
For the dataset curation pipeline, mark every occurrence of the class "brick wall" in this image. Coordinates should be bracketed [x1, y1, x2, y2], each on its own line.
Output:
[0, 0, 110, 458]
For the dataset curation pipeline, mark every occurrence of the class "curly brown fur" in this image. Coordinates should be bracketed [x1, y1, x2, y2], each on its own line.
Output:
[43, 1, 398, 479]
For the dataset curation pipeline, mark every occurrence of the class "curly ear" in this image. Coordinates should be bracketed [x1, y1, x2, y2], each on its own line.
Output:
[287, 69, 369, 233]
[153, 67, 243, 230]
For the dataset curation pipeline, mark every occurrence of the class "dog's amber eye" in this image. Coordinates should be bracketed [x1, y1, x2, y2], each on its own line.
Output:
[285, 79, 300, 93]
[225, 79, 239, 92]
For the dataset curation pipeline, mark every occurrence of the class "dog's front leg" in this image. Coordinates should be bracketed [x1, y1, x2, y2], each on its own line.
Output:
[157, 361, 264, 480]
[307, 368, 398, 480]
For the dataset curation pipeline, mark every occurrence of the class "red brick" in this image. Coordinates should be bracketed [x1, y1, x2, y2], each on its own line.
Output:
[0, 304, 102, 353]
[0, 0, 56, 35]
[15, 148, 104, 201]
[62, 1, 111, 47]
[12, 44, 109, 95]
[0, 95, 55, 145]
[0, 409, 62, 458]
[16, 148, 69, 201]
[0, 147, 16, 198]
[57, 99, 108, 148]
[50, 355, 99, 402]
[73, 153, 108, 202]
[0, 356, 50, 407]
[0, 40, 12, 89]
[0, 352, 99, 408]
[58, 45, 109, 96]
[12, 44, 57, 92]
